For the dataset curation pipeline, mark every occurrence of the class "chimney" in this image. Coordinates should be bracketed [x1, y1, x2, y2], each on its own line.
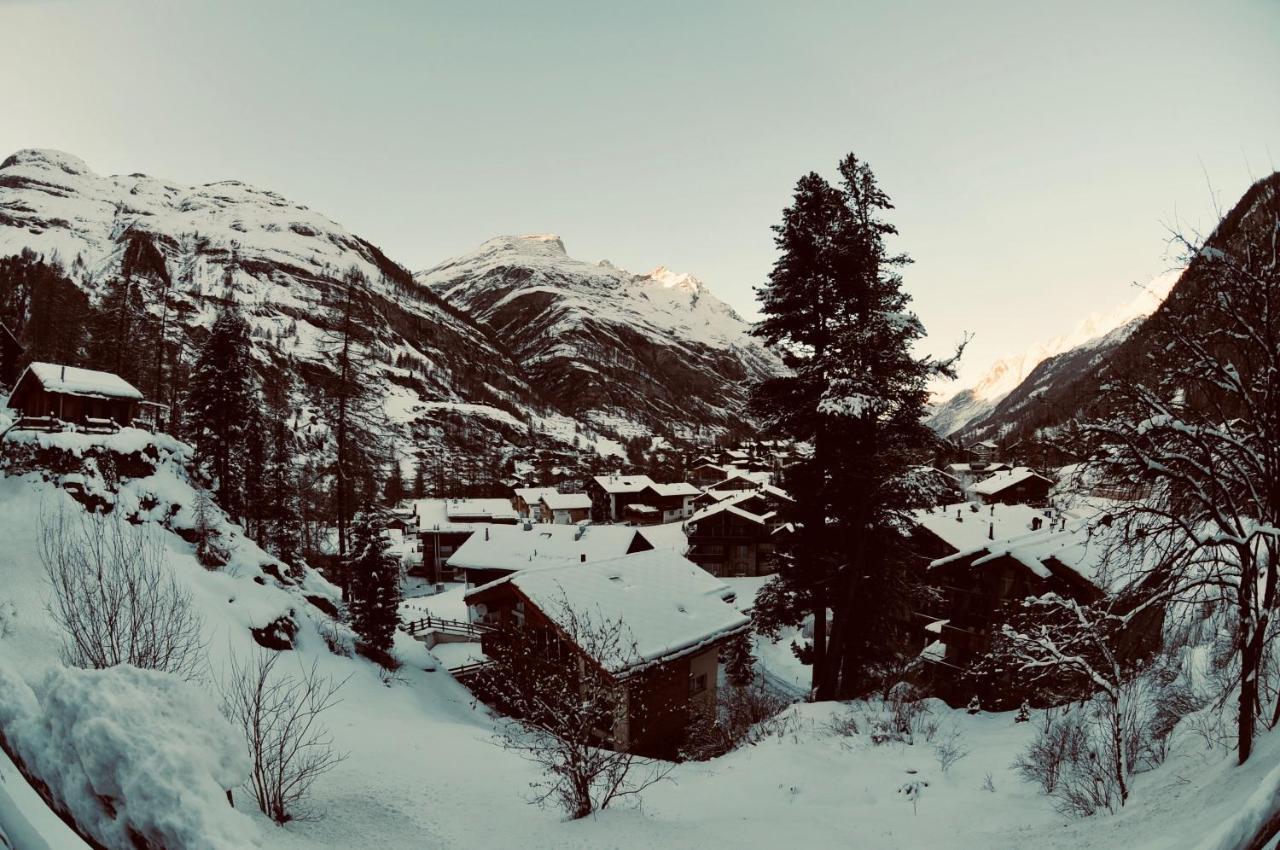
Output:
[61, 365, 66, 382]
[484, 527, 489, 541]
[580, 553, 586, 563]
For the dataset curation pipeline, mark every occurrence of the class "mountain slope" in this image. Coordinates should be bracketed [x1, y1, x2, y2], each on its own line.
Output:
[417, 234, 781, 438]
[928, 270, 1178, 438]
[0, 150, 776, 471]
[937, 171, 1280, 444]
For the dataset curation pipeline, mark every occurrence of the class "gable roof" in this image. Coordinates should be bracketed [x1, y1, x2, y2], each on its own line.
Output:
[17, 362, 143, 401]
[648, 481, 699, 498]
[913, 501, 1049, 555]
[411, 498, 520, 532]
[541, 492, 591, 511]
[447, 522, 644, 571]
[592, 474, 654, 494]
[466, 548, 749, 676]
[927, 506, 1134, 592]
[513, 486, 558, 503]
[971, 467, 1054, 496]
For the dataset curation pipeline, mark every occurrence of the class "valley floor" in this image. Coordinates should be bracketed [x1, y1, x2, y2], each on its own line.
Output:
[0, 470, 1275, 850]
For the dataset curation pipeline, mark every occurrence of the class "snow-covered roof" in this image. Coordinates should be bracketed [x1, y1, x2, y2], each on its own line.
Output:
[18, 362, 143, 401]
[593, 474, 654, 494]
[625, 503, 659, 513]
[688, 490, 777, 526]
[913, 501, 1049, 555]
[649, 481, 699, 497]
[447, 522, 642, 571]
[541, 492, 591, 511]
[411, 498, 520, 533]
[467, 548, 749, 676]
[513, 486, 557, 503]
[636, 521, 689, 554]
[928, 506, 1130, 590]
[971, 467, 1053, 496]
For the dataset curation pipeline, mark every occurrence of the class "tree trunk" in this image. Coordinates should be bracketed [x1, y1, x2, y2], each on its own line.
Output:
[811, 594, 826, 697]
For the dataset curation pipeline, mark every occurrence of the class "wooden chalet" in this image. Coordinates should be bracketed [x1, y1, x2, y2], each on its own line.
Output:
[588, 475, 698, 524]
[968, 439, 1000, 463]
[538, 492, 592, 525]
[465, 548, 749, 758]
[447, 521, 651, 586]
[912, 504, 1163, 708]
[970, 467, 1055, 506]
[685, 488, 792, 577]
[512, 487, 558, 519]
[405, 498, 520, 583]
[688, 461, 727, 488]
[0, 322, 22, 388]
[6, 362, 143, 430]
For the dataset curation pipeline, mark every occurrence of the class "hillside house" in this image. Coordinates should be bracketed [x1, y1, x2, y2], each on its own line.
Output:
[685, 489, 792, 577]
[588, 474, 655, 522]
[689, 461, 727, 488]
[406, 498, 521, 583]
[538, 492, 592, 524]
[911, 502, 1162, 708]
[0, 322, 22, 388]
[512, 487, 558, 518]
[589, 475, 698, 524]
[464, 548, 749, 758]
[971, 467, 1055, 506]
[447, 521, 651, 586]
[968, 439, 1000, 463]
[622, 482, 699, 526]
[6, 363, 143, 430]
[944, 461, 1010, 488]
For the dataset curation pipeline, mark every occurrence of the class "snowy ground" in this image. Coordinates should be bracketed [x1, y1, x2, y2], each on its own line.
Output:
[0, 454, 1275, 849]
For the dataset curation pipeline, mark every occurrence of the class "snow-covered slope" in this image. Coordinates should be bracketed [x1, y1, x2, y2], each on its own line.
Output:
[417, 234, 782, 436]
[0, 150, 772, 465]
[928, 271, 1179, 437]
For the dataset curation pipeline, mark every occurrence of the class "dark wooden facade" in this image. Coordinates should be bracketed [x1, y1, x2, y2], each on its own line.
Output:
[6, 366, 140, 426]
[975, 473, 1054, 506]
[467, 579, 720, 758]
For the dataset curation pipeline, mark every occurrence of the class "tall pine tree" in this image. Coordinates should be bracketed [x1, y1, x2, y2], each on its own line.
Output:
[346, 504, 402, 663]
[751, 154, 961, 699]
[183, 305, 259, 521]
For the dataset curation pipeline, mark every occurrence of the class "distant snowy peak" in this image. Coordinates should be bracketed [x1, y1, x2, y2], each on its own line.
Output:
[416, 234, 780, 432]
[928, 270, 1180, 437]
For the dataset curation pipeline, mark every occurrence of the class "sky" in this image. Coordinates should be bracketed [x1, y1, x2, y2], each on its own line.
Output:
[2, 0, 1278, 387]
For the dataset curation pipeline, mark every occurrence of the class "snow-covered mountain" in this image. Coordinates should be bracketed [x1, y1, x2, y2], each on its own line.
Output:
[0, 149, 776, 457]
[927, 271, 1179, 438]
[417, 234, 782, 437]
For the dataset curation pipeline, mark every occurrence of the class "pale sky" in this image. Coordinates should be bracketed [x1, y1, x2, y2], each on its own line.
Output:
[3, 0, 1278, 386]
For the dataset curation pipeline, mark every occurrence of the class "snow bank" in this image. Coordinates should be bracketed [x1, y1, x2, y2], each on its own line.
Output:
[0, 659, 258, 850]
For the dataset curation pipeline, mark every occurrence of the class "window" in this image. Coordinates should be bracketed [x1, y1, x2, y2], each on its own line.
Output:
[689, 673, 707, 695]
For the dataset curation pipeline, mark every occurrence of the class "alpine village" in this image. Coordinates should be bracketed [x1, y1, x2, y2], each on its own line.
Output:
[1, 6, 1278, 849]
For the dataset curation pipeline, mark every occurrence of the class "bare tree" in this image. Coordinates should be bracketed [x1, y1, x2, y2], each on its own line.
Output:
[991, 594, 1168, 812]
[476, 598, 674, 820]
[41, 504, 206, 680]
[219, 649, 348, 824]
[1074, 196, 1280, 763]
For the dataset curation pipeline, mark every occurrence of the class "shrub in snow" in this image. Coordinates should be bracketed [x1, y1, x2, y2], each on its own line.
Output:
[220, 649, 348, 824]
[41, 504, 206, 680]
[897, 778, 928, 815]
[1014, 685, 1158, 817]
[680, 681, 791, 761]
[932, 726, 968, 773]
[0, 660, 256, 850]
